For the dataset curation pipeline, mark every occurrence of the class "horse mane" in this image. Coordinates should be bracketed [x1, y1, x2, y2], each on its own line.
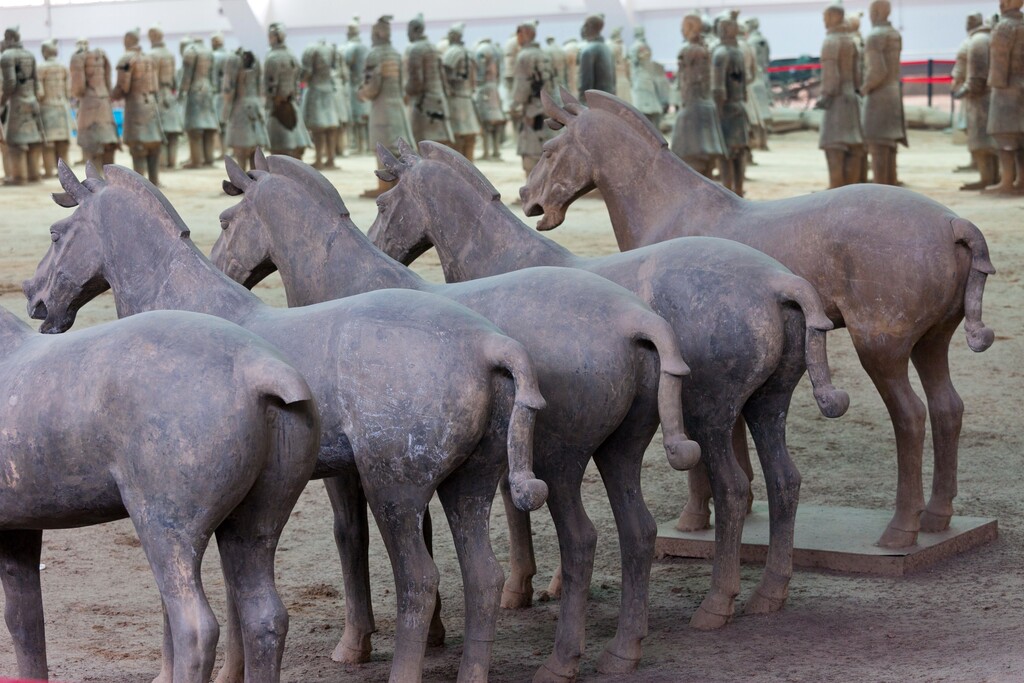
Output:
[103, 165, 191, 238]
[582, 90, 668, 150]
[265, 155, 351, 217]
[417, 141, 501, 202]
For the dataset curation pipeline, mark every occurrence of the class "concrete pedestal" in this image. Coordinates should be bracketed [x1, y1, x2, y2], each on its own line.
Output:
[655, 502, 997, 576]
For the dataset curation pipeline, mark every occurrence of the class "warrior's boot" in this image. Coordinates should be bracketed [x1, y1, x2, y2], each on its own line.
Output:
[461, 135, 475, 163]
[6, 147, 28, 185]
[961, 151, 998, 190]
[325, 129, 338, 168]
[989, 149, 1018, 194]
[869, 144, 892, 185]
[203, 130, 216, 166]
[164, 132, 181, 169]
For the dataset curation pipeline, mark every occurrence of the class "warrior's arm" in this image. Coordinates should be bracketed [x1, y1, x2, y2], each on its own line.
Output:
[987, 24, 1011, 89]
[111, 56, 133, 99]
[357, 55, 382, 101]
[818, 37, 841, 99]
[966, 35, 991, 95]
[405, 50, 424, 98]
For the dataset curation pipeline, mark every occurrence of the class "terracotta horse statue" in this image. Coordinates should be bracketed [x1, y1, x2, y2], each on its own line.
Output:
[210, 149, 701, 681]
[366, 138, 850, 630]
[23, 161, 549, 683]
[521, 88, 996, 549]
[0, 305, 320, 683]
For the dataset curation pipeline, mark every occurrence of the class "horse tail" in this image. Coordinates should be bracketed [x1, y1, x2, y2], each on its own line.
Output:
[951, 217, 996, 352]
[483, 336, 549, 513]
[621, 309, 702, 472]
[773, 274, 850, 419]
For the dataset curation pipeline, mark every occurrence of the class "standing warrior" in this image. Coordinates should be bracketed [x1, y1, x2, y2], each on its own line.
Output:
[474, 37, 506, 160]
[69, 40, 119, 174]
[711, 12, 750, 196]
[179, 38, 219, 168]
[344, 17, 370, 154]
[113, 28, 163, 185]
[953, 13, 997, 190]
[631, 42, 669, 129]
[987, 0, 1024, 194]
[148, 27, 183, 169]
[405, 14, 454, 145]
[816, 4, 864, 189]
[37, 40, 74, 178]
[443, 23, 481, 160]
[358, 15, 413, 197]
[578, 14, 615, 97]
[210, 33, 228, 157]
[742, 19, 773, 150]
[1, 26, 44, 185]
[264, 22, 311, 159]
[332, 43, 353, 158]
[545, 37, 569, 94]
[301, 40, 342, 169]
[610, 27, 633, 104]
[221, 47, 268, 170]
[510, 20, 556, 177]
[861, 0, 906, 185]
[562, 37, 580, 99]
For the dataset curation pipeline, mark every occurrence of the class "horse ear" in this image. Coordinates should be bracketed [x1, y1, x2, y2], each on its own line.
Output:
[581, 90, 667, 148]
[377, 142, 404, 177]
[52, 191, 78, 208]
[57, 159, 90, 205]
[224, 155, 253, 195]
[375, 168, 398, 183]
[542, 89, 575, 127]
[396, 137, 417, 160]
[559, 86, 583, 113]
[252, 147, 269, 171]
[223, 179, 244, 196]
[418, 141, 501, 202]
[85, 160, 103, 181]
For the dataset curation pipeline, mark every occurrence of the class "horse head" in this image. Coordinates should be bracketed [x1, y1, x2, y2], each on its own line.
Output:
[520, 88, 666, 231]
[24, 161, 178, 333]
[369, 138, 500, 265]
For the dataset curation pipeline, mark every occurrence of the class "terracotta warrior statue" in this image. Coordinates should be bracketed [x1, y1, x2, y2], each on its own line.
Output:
[344, 17, 370, 154]
[510, 20, 556, 177]
[69, 40, 119, 174]
[443, 23, 481, 161]
[545, 37, 569, 95]
[711, 12, 750, 196]
[578, 14, 615, 97]
[474, 38, 506, 159]
[405, 14, 454, 145]
[563, 37, 580, 99]
[222, 47, 268, 170]
[628, 26, 648, 72]
[672, 13, 727, 176]
[953, 13, 997, 190]
[0, 36, 7, 184]
[358, 15, 413, 196]
[147, 27, 183, 169]
[1, 26, 44, 185]
[179, 38, 219, 168]
[987, 0, 1024, 194]
[610, 27, 632, 104]
[816, 4, 864, 189]
[263, 23, 310, 159]
[631, 42, 669, 128]
[861, 0, 906, 185]
[332, 43, 352, 158]
[742, 18, 773, 151]
[37, 40, 73, 178]
[114, 28, 163, 185]
[301, 40, 342, 169]
[210, 32, 227, 156]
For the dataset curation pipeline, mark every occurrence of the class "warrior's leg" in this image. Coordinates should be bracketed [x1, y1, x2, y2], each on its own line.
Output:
[42, 143, 56, 178]
[26, 144, 42, 182]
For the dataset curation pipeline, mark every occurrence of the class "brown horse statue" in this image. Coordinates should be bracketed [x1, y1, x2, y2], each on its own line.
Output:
[521, 88, 996, 549]
[210, 149, 701, 681]
[0, 305, 320, 683]
[23, 161, 549, 683]
[366, 138, 850, 629]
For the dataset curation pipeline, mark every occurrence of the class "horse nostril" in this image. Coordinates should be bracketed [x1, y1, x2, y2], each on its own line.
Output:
[29, 299, 48, 321]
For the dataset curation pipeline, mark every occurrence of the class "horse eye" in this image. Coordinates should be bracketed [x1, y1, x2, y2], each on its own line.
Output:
[219, 219, 230, 231]
[50, 232, 59, 243]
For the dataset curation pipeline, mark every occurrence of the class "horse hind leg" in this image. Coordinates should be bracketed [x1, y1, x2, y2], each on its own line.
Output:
[0, 529, 47, 680]
[853, 335, 927, 548]
[498, 475, 538, 609]
[911, 321, 964, 533]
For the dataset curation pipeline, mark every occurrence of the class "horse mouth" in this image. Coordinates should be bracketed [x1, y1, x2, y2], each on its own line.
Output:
[535, 206, 566, 231]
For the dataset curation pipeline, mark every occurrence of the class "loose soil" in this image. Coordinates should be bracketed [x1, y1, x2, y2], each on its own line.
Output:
[0, 130, 1021, 682]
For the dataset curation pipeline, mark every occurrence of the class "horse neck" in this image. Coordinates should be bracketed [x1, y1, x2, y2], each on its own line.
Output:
[104, 214, 261, 324]
[425, 181, 574, 280]
[587, 121, 741, 249]
[0, 307, 31, 357]
[276, 209, 425, 306]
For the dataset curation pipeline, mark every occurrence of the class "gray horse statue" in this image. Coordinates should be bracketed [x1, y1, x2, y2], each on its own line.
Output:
[210, 148, 701, 681]
[0, 305, 320, 683]
[521, 88, 996, 549]
[23, 161, 548, 683]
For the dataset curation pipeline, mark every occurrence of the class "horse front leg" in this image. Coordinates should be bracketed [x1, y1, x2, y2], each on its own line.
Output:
[0, 529, 47, 680]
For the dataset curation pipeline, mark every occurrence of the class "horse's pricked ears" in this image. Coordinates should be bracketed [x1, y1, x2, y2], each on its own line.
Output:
[583, 90, 667, 148]
[396, 137, 417, 161]
[559, 86, 584, 115]
[55, 159, 91, 207]
[377, 142, 407, 178]
[224, 155, 253, 196]
[252, 147, 269, 172]
[419, 140, 501, 202]
[542, 89, 576, 130]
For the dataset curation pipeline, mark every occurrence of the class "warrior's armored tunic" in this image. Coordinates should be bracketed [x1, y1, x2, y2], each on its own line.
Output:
[150, 41, 184, 134]
[344, 36, 370, 125]
[301, 42, 341, 132]
[264, 44, 312, 152]
[222, 49, 268, 151]
[359, 40, 413, 152]
[962, 24, 995, 152]
[405, 38, 453, 143]
[987, 8, 1024, 146]
[712, 38, 748, 154]
[114, 46, 162, 145]
[673, 36, 727, 164]
[333, 46, 352, 127]
[443, 42, 481, 137]
[69, 48, 119, 154]
[211, 44, 228, 125]
[862, 20, 906, 147]
[474, 39, 505, 124]
[610, 33, 632, 103]
[0, 41, 43, 146]
[511, 39, 556, 162]
[180, 41, 219, 131]
[545, 39, 569, 94]
[818, 26, 863, 151]
[577, 36, 615, 94]
[37, 56, 73, 143]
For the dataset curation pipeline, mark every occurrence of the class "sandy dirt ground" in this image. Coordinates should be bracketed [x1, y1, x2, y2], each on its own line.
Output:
[0, 129, 1022, 682]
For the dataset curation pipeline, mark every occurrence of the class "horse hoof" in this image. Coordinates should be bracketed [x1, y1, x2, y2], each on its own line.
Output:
[919, 510, 952, 533]
[532, 658, 577, 683]
[876, 524, 918, 549]
[676, 509, 711, 532]
[501, 586, 533, 609]
[330, 639, 372, 664]
[744, 589, 787, 615]
[689, 605, 731, 630]
[596, 648, 640, 674]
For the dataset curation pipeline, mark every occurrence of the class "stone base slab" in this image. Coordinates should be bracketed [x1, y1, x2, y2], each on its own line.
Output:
[655, 502, 998, 577]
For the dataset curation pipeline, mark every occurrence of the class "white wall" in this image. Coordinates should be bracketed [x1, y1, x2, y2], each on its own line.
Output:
[1, 0, 995, 68]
